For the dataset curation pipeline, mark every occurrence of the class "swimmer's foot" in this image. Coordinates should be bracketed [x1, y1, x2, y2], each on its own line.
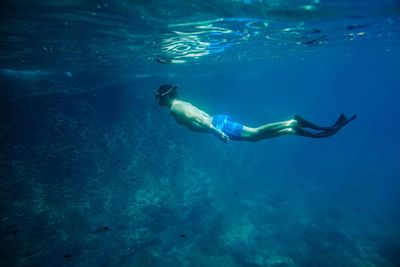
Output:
[278, 128, 296, 135]
[284, 119, 298, 134]
[286, 119, 297, 127]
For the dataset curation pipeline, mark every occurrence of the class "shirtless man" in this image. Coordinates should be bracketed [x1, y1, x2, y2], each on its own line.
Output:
[155, 84, 357, 143]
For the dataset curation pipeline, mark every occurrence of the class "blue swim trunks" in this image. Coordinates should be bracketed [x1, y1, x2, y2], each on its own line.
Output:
[212, 114, 243, 140]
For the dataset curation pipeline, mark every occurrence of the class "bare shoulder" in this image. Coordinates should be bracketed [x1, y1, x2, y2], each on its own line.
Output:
[170, 100, 193, 113]
[170, 99, 211, 120]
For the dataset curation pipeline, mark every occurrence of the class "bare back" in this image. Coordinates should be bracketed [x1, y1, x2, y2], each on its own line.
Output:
[169, 100, 212, 132]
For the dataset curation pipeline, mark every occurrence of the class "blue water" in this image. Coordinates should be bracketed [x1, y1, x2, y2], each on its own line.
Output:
[1, 1, 400, 266]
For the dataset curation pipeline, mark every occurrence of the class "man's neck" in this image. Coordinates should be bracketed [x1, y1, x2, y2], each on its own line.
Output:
[169, 99, 179, 109]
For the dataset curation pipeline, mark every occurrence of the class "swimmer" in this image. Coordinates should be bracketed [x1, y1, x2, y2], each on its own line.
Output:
[156, 84, 357, 143]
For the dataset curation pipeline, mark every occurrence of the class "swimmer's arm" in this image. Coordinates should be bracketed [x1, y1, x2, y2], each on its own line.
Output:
[206, 122, 230, 143]
[190, 114, 229, 143]
[172, 103, 229, 142]
[191, 115, 217, 132]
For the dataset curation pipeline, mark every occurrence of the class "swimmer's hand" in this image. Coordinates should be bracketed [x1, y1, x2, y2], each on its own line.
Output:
[210, 124, 229, 143]
[218, 131, 230, 143]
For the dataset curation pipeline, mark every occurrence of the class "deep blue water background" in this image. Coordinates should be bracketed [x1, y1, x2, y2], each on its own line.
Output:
[1, 1, 400, 266]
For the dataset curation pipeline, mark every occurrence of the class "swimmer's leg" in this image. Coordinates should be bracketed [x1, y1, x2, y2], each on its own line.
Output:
[240, 114, 357, 141]
[241, 120, 296, 141]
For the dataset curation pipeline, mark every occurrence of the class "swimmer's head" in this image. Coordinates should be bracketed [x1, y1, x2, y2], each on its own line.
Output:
[155, 84, 178, 106]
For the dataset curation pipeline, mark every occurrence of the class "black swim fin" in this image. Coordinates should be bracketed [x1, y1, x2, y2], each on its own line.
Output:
[294, 114, 321, 129]
[333, 113, 347, 127]
[335, 114, 358, 128]
[295, 126, 340, 138]
[294, 114, 334, 130]
[295, 113, 358, 131]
